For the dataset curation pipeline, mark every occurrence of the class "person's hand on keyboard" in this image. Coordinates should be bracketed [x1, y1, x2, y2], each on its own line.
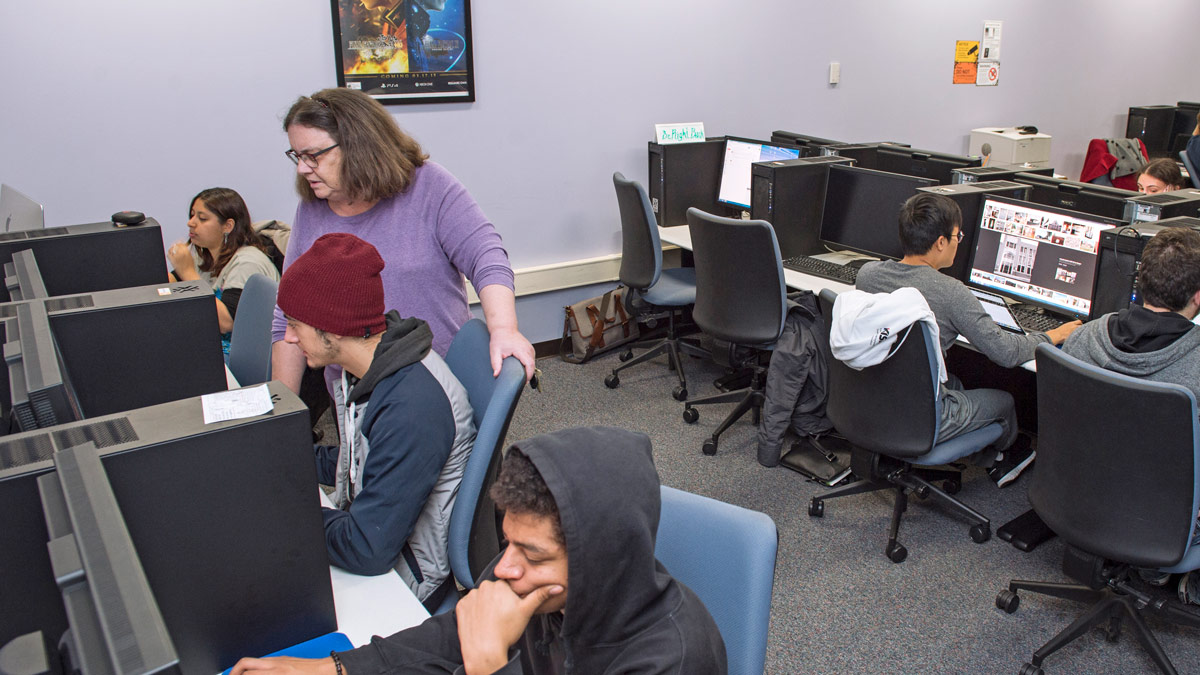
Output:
[1045, 320, 1083, 345]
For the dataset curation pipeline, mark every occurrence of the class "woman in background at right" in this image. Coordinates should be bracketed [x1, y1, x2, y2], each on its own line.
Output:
[1136, 158, 1187, 194]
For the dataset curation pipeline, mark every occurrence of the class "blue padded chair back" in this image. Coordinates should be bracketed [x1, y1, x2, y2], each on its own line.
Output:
[227, 273, 278, 386]
[1181, 150, 1200, 189]
[656, 486, 777, 675]
[442, 318, 525, 591]
[686, 208, 787, 346]
[1032, 344, 1200, 569]
[614, 172, 663, 291]
[818, 289, 940, 458]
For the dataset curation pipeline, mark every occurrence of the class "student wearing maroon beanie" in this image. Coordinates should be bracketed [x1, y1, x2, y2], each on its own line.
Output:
[278, 232, 476, 611]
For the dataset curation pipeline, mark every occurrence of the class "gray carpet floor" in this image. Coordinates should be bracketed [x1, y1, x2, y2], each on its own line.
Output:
[505, 349, 1200, 674]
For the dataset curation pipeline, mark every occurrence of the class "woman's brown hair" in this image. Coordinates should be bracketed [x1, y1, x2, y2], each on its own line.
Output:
[190, 188, 267, 278]
[283, 88, 429, 203]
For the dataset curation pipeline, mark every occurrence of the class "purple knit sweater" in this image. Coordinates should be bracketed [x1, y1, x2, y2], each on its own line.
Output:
[271, 161, 514, 357]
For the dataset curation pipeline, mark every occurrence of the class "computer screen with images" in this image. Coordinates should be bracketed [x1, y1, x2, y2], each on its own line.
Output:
[968, 196, 1119, 319]
[717, 137, 802, 209]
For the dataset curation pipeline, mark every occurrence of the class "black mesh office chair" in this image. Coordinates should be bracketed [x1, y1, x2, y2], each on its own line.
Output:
[996, 345, 1200, 675]
[604, 173, 706, 400]
[809, 289, 996, 563]
[681, 208, 787, 456]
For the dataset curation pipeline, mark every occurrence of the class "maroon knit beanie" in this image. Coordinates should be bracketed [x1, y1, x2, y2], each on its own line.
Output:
[277, 233, 388, 337]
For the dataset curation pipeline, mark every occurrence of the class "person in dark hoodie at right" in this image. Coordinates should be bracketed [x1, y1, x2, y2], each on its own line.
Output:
[1060, 227, 1200, 604]
[230, 426, 727, 675]
[276, 232, 476, 612]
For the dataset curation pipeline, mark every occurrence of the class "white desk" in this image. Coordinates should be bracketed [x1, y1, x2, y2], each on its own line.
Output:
[320, 489, 431, 646]
[659, 224, 1038, 372]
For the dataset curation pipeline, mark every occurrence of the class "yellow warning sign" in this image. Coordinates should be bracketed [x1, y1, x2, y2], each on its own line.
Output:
[955, 40, 980, 63]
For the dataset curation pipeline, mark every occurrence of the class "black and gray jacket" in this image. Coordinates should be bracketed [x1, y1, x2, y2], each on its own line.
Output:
[318, 312, 475, 602]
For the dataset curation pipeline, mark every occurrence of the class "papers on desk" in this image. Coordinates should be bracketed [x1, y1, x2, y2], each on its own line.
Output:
[201, 384, 273, 424]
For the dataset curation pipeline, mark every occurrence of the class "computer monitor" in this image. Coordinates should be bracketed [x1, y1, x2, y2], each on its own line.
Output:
[19, 442, 182, 675]
[968, 196, 1120, 320]
[875, 144, 982, 185]
[0, 185, 45, 233]
[1012, 172, 1137, 221]
[716, 137, 802, 210]
[0, 381, 336, 675]
[818, 165, 937, 260]
[4, 302, 82, 433]
[0, 281, 225, 421]
[0, 219, 166, 302]
[4, 250, 49, 301]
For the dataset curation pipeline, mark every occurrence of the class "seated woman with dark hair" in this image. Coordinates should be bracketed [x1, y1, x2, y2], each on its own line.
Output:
[167, 187, 280, 355]
[1137, 157, 1187, 194]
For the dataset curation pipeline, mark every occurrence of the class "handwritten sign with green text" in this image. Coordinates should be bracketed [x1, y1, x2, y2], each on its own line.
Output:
[655, 122, 705, 145]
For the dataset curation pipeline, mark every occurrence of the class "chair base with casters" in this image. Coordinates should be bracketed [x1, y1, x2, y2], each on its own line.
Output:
[997, 546, 1200, 675]
[681, 343, 769, 456]
[809, 437, 994, 563]
[605, 304, 706, 401]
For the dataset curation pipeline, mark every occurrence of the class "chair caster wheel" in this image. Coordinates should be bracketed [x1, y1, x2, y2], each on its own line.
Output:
[914, 484, 930, 499]
[683, 407, 699, 424]
[672, 386, 688, 401]
[886, 541, 907, 563]
[702, 439, 717, 456]
[996, 589, 1019, 614]
[619, 350, 633, 362]
[808, 499, 824, 517]
[1019, 663, 1043, 675]
[942, 478, 961, 494]
[604, 374, 619, 389]
[970, 524, 991, 543]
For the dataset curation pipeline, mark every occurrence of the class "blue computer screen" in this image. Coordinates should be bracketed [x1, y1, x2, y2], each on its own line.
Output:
[717, 138, 802, 209]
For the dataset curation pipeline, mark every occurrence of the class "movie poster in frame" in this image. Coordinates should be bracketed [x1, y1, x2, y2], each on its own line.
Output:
[330, 0, 475, 105]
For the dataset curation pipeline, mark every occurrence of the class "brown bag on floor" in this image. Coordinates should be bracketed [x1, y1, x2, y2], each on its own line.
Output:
[560, 286, 639, 364]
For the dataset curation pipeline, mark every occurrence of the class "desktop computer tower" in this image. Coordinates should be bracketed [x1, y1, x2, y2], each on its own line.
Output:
[917, 180, 1030, 282]
[769, 130, 841, 155]
[0, 281, 226, 419]
[1092, 216, 1200, 317]
[1124, 188, 1200, 223]
[952, 164, 1054, 184]
[1126, 105, 1176, 159]
[820, 143, 881, 169]
[750, 155, 854, 258]
[647, 139, 726, 227]
[0, 382, 336, 675]
[0, 219, 166, 302]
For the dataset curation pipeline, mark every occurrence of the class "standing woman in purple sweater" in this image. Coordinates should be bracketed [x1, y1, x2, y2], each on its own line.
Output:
[271, 88, 535, 399]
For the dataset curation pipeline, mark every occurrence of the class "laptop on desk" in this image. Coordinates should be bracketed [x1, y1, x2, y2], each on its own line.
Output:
[965, 195, 1120, 333]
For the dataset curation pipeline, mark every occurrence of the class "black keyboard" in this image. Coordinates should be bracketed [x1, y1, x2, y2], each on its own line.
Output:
[1010, 305, 1066, 333]
[782, 255, 859, 284]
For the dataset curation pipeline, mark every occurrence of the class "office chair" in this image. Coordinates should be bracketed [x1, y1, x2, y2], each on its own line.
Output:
[434, 318, 525, 614]
[656, 486, 777, 675]
[226, 273, 278, 386]
[996, 345, 1200, 675]
[604, 172, 706, 400]
[1181, 150, 1200, 189]
[681, 208, 787, 456]
[809, 289, 996, 563]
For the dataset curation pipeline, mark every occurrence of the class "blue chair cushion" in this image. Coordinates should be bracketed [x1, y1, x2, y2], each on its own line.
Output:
[914, 422, 1004, 467]
[641, 267, 696, 307]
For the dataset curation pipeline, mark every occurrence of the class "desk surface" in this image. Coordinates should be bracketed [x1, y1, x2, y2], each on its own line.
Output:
[659, 224, 1037, 372]
[321, 489, 431, 646]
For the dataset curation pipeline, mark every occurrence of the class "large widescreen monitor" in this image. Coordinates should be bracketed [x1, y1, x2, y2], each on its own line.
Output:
[716, 137, 802, 209]
[0, 382, 336, 675]
[818, 165, 936, 260]
[875, 144, 982, 185]
[1011, 172, 1136, 221]
[968, 196, 1120, 320]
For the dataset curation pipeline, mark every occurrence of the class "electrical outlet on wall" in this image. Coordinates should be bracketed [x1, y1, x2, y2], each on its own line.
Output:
[829, 61, 840, 85]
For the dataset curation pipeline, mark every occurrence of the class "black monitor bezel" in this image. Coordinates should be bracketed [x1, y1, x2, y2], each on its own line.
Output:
[1011, 172, 1138, 221]
[966, 194, 1123, 320]
[716, 136, 804, 209]
[817, 164, 937, 261]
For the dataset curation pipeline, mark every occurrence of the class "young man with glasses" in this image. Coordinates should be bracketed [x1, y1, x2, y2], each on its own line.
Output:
[854, 193, 1080, 486]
